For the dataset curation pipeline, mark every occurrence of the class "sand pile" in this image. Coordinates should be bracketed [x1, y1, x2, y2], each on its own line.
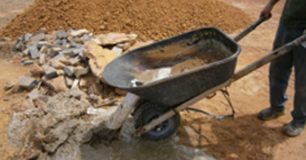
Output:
[0, 0, 251, 40]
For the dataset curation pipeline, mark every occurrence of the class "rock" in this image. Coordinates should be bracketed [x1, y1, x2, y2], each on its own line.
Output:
[14, 34, 31, 51]
[50, 54, 66, 69]
[7, 111, 36, 148]
[96, 33, 137, 45]
[63, 56, 80, 66]
[39, 45, 48, 54]
[56, 30, 68, 39]
[111, 46, 123, 56]
[42, 119, 79, 153]
[19, 76, 38, 90]
[64, 66, 75, 77]
[30, 33, 45, 43]
[47, 89, 90, 119]
[59, 48, 78, 57]
[28, 45, 40, 59]
[56, 70, 65, 76]
[27, 88, 43, 100]
[37, 41, 49, 49]
[47, 76, 68, 92]
[71, 79, 80, 89]
[39, 53, 46, 65]
[43, 65, 58, 79]
[50, 60, 65, 69]
[49, 47, 62, 57]
[21, 59, 34, 66]
[84, 41, 118, 78]
[74, 66, 89, 78]
[116, 42, 133, 51]
[78, 79, 87, 88]
[70, 29, 89, 37]
[64, 76, 74, 88]
[29, 63, 44, 77]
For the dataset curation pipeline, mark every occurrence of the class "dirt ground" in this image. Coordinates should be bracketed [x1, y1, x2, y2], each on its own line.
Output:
[0, 0, 33, 28]
[0, 0, 305, 160]
[178, 0, 306, 160]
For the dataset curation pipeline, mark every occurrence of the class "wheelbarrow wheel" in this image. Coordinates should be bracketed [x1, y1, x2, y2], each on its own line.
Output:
[134, 102, 180, 141]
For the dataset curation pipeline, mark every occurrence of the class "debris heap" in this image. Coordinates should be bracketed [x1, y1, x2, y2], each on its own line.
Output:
[6, 29, 148, 107]
[6, 30, 150, 159]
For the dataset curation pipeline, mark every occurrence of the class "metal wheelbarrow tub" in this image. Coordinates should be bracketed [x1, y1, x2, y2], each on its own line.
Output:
[103, 28, 240, 107]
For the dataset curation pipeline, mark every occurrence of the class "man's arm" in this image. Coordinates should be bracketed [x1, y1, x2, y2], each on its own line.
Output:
[260, 0, 280, 18]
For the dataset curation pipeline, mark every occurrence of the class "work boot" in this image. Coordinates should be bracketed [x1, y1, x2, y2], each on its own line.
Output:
[282, 121, 305, 137]
[257, 107, 284, 121]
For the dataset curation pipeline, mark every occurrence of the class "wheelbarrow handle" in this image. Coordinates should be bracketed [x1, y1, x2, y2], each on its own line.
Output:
[233, 14, 271, 42]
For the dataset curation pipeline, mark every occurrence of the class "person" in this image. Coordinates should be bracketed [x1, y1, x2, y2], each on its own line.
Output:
[257, 0, 306, 137]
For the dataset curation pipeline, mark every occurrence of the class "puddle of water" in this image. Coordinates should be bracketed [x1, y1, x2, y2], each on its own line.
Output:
[80, 139, 215, 160]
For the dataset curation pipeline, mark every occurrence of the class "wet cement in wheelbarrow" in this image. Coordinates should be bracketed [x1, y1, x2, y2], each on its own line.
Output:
[132, 43, 232, 86]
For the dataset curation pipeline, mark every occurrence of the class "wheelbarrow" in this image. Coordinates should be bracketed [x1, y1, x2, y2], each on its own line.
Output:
[103, 16, 306, 140]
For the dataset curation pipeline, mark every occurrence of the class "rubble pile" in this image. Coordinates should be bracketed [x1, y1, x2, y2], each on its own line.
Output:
[5, 30, 151, 159]
[6, 29, 147, 107]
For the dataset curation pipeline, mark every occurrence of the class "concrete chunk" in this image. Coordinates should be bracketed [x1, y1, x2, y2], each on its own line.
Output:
[68, 57, 80, 66]
[49, 47, 62, 57]
[74, 66, 89, 78]
[71, 79, 80, 89]
[59, 48, 77, 57]
[64, 76, 74, 88]
[21, 59, 34, 66]
[28, 45, 40, 59]
[39, 53, 46, 65]
[70, 29, 89, 37]
[19, 76, 38, 90]
[56, 30, 68, 39]
[29, 63, 44, 77]
[96, 33, 137, 45]
[50, 60, 65, 69]
[64, 66, 75, 77]
[43, 65, 58, 79]
[27, 88, 43, 100]
[47, 76, 68, 92]
[111, 46, 123, 56]
[30, 33, 45, 42]
[84, 41, 118, 78]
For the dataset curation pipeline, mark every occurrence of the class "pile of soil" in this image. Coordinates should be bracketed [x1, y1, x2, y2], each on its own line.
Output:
[0, 0, 251, 40]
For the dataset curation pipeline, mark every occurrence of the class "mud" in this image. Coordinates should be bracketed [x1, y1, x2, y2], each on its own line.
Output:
[0, 0, 251, 40]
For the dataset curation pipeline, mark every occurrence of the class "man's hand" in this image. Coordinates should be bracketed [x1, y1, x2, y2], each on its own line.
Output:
[260, 3, 273, 18]
[260, 0, 280, 19]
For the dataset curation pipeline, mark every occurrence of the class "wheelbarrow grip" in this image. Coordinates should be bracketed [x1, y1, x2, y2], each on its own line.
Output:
[233, 14, 271, 42]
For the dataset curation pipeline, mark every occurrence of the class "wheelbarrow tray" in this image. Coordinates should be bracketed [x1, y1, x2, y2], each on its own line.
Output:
[103, 28, 241, 107]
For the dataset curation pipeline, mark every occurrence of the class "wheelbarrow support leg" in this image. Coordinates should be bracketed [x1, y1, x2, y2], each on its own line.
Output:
[106, 93, 140, 130]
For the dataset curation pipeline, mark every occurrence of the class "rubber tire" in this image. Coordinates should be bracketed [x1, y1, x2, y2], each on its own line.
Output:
[134, 102, 180, 141]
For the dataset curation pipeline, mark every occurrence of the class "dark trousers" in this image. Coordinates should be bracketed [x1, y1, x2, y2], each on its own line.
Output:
[270, 22, 306, 124]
